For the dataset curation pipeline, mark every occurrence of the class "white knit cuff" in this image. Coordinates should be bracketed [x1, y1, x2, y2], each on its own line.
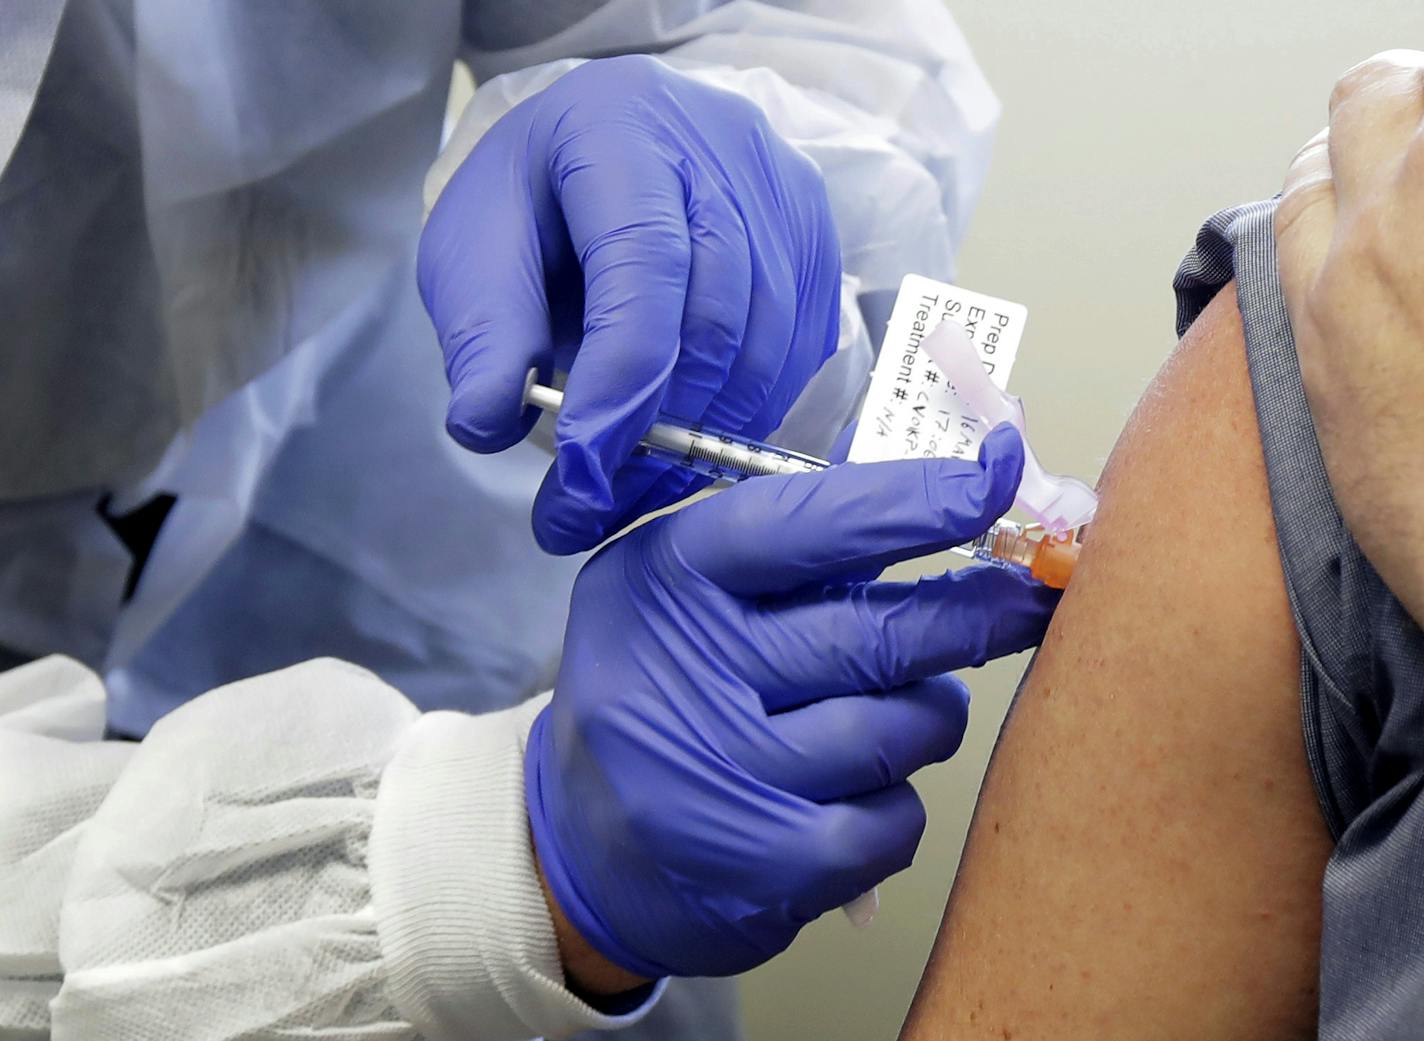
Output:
[369, 694, 660, 1041]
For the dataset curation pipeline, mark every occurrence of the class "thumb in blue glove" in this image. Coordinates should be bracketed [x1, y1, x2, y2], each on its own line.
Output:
[418, 55, 841, 553]
[527, 425, 1061, 979]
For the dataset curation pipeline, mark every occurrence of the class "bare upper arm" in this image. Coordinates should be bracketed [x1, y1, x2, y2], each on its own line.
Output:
[899, 285, 1332, 1040]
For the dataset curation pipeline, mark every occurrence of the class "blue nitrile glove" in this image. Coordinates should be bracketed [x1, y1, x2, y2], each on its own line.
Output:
[418, 55, 841, 554]
[527, 426, 1061, 979]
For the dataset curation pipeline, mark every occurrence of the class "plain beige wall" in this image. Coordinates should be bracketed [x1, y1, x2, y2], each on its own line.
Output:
[740, 3, 1421, 1039]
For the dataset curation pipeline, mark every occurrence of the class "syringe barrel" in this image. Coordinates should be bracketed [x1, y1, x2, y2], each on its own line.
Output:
[521, 370, 828, 481]
[640, 421, 827, 481]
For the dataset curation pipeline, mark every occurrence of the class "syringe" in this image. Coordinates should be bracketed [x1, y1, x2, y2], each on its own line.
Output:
[522, 370, 1083, 589]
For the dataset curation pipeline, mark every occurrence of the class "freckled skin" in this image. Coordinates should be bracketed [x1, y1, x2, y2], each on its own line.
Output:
[898, 287, 1332, 1040]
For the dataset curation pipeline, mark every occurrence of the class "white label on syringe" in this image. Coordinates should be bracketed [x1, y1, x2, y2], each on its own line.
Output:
[847, 275, 1028, 465]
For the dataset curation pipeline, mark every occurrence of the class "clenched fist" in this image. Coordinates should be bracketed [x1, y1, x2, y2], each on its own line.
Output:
[1275, 50, 1424, 623]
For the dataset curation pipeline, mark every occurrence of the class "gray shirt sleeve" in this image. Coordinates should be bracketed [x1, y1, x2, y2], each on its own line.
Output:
[1175, 199, 1424, 1040]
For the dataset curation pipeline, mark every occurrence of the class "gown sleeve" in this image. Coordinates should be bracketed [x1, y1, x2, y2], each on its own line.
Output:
[0, 656, 658, 1041]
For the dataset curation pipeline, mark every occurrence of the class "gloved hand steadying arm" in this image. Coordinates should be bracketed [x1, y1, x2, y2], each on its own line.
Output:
[529, 426, 1060, 980]
[418, 55, 841, 553]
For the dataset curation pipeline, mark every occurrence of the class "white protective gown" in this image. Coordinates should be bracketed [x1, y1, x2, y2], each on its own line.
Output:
[0, 1, 999, 1037]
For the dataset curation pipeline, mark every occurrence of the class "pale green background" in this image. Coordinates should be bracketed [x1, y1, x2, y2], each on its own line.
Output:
[740, 3, 1421, 1039]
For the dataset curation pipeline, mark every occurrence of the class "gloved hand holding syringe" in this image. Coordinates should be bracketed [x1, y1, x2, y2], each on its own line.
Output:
[523, 317, 1098, 930]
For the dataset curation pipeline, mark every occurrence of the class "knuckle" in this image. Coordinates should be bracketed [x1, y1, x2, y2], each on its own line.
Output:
[547, 58, 685, 133]
[1331, 51, 1421, 113]
[1331, 57, 1386, 112]
[1280, 129, 1330, 190]
[603, 53, 659, 73]
[722, 87, 773, 133]
[1290, 127, 1331, 167]
[612, 52, 671, 83]
[570, 53, 666, 91]
[791, 148, 831, 211]
[579, 232, 690, 316]
[583, 213, 688, 267]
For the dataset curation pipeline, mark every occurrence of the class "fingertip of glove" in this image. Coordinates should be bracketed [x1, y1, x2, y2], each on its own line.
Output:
[531, 507, 599, 556]
[531, 484, 607, 556]
[926, 694, 970, 764]
[920, 425, 1023, 528]
[979, 423, 1025, 475]
[930, 672, 973, 719]
[963, 558, 1061, 603]
[444, 381, 528, 454]
[937, 564, 1062, 659]
[978, 423, 1026, 515]
[989, 566, 1064, 648]
[444, 410, 492, 453]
